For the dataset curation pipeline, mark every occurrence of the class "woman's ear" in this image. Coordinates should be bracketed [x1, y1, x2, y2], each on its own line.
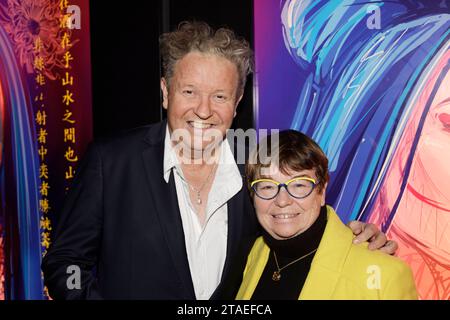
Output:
[320, 182, 328, 206]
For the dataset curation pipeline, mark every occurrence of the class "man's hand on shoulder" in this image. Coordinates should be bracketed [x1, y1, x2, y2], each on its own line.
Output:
[347, 220, 398, 255]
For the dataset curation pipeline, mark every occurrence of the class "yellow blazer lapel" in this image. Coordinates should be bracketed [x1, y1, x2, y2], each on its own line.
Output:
[299, 206, 354, 300]
[235, 238, 270, 299]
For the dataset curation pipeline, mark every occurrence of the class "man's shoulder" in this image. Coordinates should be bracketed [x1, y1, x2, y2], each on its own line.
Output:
[95, 121, 165, 152]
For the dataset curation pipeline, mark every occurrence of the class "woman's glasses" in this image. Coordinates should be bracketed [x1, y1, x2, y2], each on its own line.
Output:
[250, 177, 318, 200]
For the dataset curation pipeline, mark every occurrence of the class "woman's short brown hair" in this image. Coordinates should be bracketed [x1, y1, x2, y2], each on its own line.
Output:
[246, 130, 330, 194]
[159, 21, 254, 95]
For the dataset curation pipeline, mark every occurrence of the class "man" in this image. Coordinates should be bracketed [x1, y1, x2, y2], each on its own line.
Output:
[42, 21, 396, 300]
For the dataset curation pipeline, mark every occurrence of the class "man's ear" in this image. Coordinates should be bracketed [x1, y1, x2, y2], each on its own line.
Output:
[161, 78, 169, 110]
[234, 93, 243, 117]
[321, 182, 328, 206]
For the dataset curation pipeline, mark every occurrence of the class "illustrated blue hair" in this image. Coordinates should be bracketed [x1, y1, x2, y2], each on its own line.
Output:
[283, 0, 450, 222]
[0, 24, 44, 299]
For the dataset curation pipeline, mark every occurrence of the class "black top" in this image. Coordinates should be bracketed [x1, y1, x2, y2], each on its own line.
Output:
[251, 206, 327, 300]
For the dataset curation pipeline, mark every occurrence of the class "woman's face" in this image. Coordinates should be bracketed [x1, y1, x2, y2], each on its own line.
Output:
[410, 67, 450, 209]
[253, 166, 326, 240]
[395, 54, 450, 251]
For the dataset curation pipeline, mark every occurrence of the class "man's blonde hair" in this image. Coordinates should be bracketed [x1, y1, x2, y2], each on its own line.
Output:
[159, 21, 254, 95]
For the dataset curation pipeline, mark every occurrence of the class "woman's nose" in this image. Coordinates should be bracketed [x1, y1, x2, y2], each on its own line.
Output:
[274, 186, 292, 207]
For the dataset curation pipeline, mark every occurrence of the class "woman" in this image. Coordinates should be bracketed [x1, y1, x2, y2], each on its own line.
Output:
[367, 46, 450, 300]
[278, 0, 450, 299]
[236, 130, 417, 299]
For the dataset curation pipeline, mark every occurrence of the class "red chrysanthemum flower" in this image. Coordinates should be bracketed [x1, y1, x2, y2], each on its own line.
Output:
[0, 0, 76, 80]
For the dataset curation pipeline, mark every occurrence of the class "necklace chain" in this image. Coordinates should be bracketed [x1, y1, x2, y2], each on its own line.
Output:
[185, 163, 217, 205]
[272, 248, 318, 281]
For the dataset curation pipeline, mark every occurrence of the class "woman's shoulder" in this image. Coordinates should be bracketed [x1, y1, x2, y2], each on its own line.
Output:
[323, 207, 417, 298]
[325, 206, 413, 276]
[342, 243, 418, 298]
[346, 241, 412, 275]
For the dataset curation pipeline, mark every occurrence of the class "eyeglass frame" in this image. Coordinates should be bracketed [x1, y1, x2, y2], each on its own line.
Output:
[250, 177, 319, 200]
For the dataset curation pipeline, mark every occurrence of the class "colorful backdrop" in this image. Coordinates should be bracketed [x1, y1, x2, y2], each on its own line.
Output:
[254, 0, 450, 300]
[0, 0, 92, 299]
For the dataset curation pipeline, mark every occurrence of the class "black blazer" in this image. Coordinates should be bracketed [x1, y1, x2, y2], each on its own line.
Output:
[42, 121, 259, 299]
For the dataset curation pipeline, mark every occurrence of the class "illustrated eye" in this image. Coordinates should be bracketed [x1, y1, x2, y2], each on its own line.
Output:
[438, 112, 450, 132]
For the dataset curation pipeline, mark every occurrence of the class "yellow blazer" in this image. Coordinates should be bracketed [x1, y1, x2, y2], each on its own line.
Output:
[236, 206, 418, 300]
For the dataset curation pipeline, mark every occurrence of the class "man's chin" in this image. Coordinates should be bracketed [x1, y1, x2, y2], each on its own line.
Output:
[174, 142, 221, 164]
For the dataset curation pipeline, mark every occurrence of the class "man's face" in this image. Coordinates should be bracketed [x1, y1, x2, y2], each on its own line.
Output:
[161, 51, 242, 155]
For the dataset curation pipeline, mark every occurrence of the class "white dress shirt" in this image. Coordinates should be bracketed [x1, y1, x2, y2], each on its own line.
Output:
[163, 126, 242, 300]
